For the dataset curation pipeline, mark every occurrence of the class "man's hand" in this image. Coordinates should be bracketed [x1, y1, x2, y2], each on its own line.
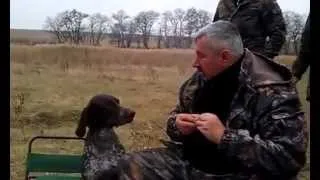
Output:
[195, 113, 225, 144]
[175, 113, 199, 135]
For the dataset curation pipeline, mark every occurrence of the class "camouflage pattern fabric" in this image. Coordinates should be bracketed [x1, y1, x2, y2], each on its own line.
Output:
[165, 49, 307, 179]
[213, 0, 286, 59]
[114, 147, 251, 180]
[97, 49, 307, 180]
[292, 14, 310, 101]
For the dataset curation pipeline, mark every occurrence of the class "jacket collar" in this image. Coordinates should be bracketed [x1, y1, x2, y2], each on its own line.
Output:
[239, 49, 293, 88]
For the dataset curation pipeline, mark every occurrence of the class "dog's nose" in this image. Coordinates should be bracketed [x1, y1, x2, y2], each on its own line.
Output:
[129, 111, 135, 118]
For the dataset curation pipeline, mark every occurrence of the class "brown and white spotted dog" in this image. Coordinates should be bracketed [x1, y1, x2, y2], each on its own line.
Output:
[75, 94, 135, 180]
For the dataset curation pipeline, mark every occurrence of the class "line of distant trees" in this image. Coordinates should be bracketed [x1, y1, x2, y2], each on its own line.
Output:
[43, 8, 307, 54]
[43, 8, 212, 49]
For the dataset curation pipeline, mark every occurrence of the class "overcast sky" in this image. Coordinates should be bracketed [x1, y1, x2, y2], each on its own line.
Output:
[10, 0, 310, 29]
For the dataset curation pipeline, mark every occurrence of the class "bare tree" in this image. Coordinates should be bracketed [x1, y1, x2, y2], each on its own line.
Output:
[135, 10, 160, 49]
[167, 11, 179, 48]
[173, 9, 186, 48]
[175, 8, 211, 48]
[111, 10, 130, 48]
[283, 11, 306, 54]
[184, 7, 198, 48]
[44, 9, 88, 44]
[196, 10, 212, 30]
[157, 25, 162, 48]
[87, 13, 111, 46]
[57, 11, 73, 43]
[62, 9, 89, 44]
[44, 12, 68, 43]
[125, 20, 138, 48]
[161, 11, 173, 48]
[44, 16, 62, 43]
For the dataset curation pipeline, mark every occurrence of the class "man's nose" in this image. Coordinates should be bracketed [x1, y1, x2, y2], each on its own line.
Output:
[192, 58, 199, 68]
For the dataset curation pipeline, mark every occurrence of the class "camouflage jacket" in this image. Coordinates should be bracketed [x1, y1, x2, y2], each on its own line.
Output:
[292, 14, 310, 101]
[166, 49, 307, 179]
[213, 0, 286, 59]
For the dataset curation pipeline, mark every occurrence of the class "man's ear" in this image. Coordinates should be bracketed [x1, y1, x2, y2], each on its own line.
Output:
[75, 107, 88, 137]
[220, 49, 233, 66]
[222, 49, 233, 62]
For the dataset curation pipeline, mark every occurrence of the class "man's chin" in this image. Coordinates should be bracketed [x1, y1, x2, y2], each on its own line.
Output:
[196, 69, 203, 75]
[196, 70, 208, 81]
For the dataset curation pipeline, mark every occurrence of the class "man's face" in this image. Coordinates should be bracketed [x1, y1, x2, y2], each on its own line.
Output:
[193, 35, 228, 79]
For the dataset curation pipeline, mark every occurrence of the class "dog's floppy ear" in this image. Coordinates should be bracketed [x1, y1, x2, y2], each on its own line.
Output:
[75, 107, 88, 137]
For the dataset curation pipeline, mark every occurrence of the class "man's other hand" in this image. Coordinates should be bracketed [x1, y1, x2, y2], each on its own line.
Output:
[195, 113, 225, 144]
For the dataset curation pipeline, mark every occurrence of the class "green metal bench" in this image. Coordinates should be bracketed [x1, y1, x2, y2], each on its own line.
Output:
[25, 136, 86, 180]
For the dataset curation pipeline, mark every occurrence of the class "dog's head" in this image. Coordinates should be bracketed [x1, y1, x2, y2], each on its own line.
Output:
[75, 94, 135, 137]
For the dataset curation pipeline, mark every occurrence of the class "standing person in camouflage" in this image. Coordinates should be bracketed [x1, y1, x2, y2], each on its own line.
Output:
[213, 0, 286, 59]
[98, 21, 307, 180]
[292, 14, 310, 101]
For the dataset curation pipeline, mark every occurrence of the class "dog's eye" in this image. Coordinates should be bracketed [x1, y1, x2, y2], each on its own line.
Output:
[115, 98, 120, 104]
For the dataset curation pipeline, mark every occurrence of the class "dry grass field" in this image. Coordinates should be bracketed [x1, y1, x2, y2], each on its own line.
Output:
[10, 45, 309, 180]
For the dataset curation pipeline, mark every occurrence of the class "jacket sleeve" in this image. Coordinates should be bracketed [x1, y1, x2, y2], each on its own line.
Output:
[166, 76, 191, 142]
[166, 71, 204, 142]
[292, 14, 310, 80]
[166, 105, 184, 142]
[261, 0, 287, 58]
[217, 89, 307, 178]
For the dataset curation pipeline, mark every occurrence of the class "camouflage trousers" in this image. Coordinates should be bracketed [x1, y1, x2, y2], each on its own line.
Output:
[97, 146, 249, 180]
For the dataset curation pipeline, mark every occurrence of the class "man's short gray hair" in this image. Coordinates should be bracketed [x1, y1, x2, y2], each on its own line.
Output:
[193, 20, 244, 56]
